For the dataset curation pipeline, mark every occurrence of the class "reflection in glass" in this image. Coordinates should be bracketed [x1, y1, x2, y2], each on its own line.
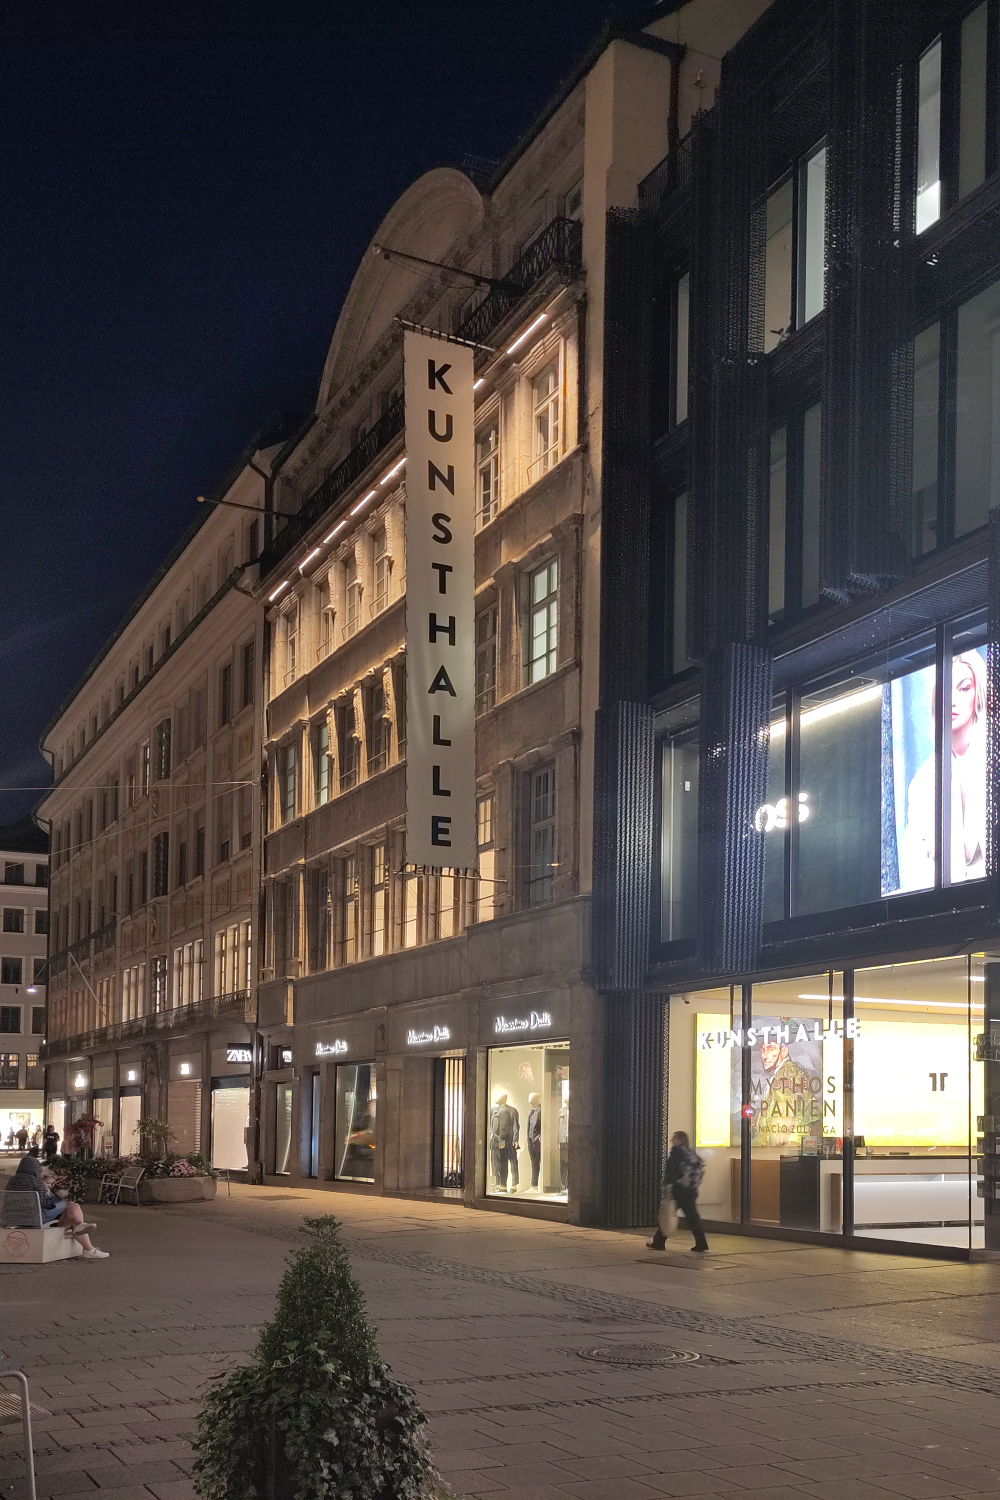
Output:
[761, 703, 787, 924]
[912, 324, 940, 555]
[768, 428, 787, 620]
[797, 679, 883, 913]
[884, 662, 938, 894]
[853, 957, 975, 1250]
[673, 987, 739, 1222]
[275, 1083, 293, 1175]
[749, 976, 844, 1233]
[798, 144, 826, 325]
[335, 1063, 376, 1182]
[661, 727, 699, 941]
[801, 402, 822, 608]
[956, 276, 1000, 537]
[763, 179, 793, 352]
[959, 4, 988, 201]
[916, 40, 942, 232]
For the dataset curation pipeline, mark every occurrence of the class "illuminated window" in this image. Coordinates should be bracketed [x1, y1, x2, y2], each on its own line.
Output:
[278, 744, 297, 824]
[526, 766, 556, 906]
[526, 560, 558, 684]
[371, 845, 388, 957]
[316, 579, 334, 659]
[475, 605, 497, 714]
[283, 604, 299, 684]
[531, 363, 560, 478]
[475, 794, 496, 924]
[372, 527, 390, 616]
[760, 141, 826, 353]
[344, 554, 361, 638]
[313, 719, 331, 807]
[341, 855, 357, 966]
[476, 421, 499, 527]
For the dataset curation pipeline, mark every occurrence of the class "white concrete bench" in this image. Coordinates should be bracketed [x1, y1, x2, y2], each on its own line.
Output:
[0, 1188, 83, 1265]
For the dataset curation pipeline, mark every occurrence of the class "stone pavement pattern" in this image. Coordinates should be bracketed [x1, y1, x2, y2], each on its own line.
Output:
[6, 1189, 1000, 1498]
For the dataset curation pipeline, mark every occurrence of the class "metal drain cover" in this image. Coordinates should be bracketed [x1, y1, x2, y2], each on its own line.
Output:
[578, 1345, 700, 1368]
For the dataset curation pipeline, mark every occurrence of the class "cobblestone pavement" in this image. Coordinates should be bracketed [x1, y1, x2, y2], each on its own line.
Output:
[7, 1187, 1000, 1498]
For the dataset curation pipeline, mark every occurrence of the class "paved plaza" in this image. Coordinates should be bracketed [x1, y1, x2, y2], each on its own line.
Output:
[6, 1190, 1000, 1498]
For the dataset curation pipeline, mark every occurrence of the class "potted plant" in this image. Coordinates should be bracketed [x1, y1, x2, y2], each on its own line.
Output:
[62, 1113, 103, 1158]
[133, 1116, 175, 1156]
[192, 1216, 442, 1499]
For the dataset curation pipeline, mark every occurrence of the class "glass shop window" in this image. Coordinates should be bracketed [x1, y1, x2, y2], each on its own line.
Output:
[669, 493, 691, 675]
[767, 402, 821, 620]
[956, 277, 1000, 538]
[335, 1062, 376, 1182]
[660, 720, 699, 943]
[911, 323, 940, 555]
[917, 40, 942, 231]
[916, 8, 991, 232]
[274, 1083, 293, 1175]
[759, 141, 826, 353]
[673, 271, 690, 426]
[487, 1041, 568, 1202]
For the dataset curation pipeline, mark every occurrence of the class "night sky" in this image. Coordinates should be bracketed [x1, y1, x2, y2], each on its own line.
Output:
[1, 0, 620, 822]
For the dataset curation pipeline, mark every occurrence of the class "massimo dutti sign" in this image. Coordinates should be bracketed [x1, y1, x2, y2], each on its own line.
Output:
[403, 329, 477, 871]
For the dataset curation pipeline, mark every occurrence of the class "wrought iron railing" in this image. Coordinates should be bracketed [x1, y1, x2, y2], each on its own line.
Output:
[259, 215, 583, 577]
[259, 396, 404, 576]
[456, 215, 582, 349]
[39, 989, 252, 1061]
[50, 916, 119, 978]
[637, 132, 695, 218]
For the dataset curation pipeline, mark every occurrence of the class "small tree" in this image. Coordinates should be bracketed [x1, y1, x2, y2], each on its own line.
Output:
[192, 1216, 440, 1500]
[63, 1112, 102, 1158]
[133, 1117, 175, 1157]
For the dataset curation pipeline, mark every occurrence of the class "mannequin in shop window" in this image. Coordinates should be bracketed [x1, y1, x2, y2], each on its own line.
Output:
[526, 1093, 541, 1189]
[558, 1091, 569, 1190]
[491, 1092, 520, 1193]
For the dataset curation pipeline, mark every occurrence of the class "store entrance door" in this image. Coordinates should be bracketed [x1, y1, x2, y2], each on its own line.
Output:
[432, 1057, 464, 1189]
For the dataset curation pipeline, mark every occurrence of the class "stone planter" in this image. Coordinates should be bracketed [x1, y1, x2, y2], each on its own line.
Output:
[139, 1176, 218, 1204]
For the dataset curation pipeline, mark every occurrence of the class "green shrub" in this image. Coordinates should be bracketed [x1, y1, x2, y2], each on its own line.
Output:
[192, 1215, 441, 1500]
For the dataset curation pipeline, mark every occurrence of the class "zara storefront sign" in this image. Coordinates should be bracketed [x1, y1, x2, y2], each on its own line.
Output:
[406, 1026, 451, 1046]
[403, 329, 477, 870]
[698, 1018, 861, 1051]
[226, 1046, 252, 1064]
[494, 1011, 552, 1037]
[315, 1040, 348, 1057]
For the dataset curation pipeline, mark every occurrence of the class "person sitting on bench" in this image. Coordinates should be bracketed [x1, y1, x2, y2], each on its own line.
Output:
[4, 1156, 109, 1259]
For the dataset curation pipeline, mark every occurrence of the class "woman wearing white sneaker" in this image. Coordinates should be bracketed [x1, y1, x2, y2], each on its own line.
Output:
[4, 1157, 110, 1258]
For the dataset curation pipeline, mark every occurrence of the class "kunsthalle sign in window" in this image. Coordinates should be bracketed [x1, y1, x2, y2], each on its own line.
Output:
[404, 330, 477, 870]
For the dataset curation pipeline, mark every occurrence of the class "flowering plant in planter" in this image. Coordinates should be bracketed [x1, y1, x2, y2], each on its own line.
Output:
[169, 1159, 197, 1178]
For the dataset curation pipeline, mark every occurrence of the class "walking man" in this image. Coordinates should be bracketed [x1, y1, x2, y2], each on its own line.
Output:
[647, 1130, 708, 1254]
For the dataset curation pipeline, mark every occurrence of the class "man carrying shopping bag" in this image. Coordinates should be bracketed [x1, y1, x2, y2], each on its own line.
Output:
[647, 1131, 709, 1253]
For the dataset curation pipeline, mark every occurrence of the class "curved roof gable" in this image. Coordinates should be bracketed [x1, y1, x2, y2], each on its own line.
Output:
[317, 167, 483, 410]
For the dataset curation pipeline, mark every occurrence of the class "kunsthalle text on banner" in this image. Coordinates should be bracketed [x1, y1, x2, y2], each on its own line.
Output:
[404, 330, 478, 871]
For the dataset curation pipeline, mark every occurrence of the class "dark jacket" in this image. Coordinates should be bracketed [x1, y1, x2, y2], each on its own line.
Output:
[663, 1144, 704, 1193]
[4, 1155, 60, 1213]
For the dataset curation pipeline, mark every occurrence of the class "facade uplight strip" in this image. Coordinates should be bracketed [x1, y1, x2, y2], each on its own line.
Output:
[506, 313, 548, 355]
[268, 581, 289, 602]
[323, 520, 347, 544]
[380, 457, 406, 485]
[299, 547, 321, 571]
[351, 489, 378, 516]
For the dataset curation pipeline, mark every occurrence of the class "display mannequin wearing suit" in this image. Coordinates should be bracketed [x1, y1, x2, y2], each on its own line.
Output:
[492, 1092, 520, 1192]
[526, 1093, 542, 1188]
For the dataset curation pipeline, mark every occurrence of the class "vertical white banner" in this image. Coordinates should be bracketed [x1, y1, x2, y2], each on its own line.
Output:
[404, 331, 477, 870]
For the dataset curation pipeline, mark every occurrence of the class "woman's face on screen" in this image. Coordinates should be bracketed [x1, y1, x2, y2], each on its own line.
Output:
[952, 661, 978, 737]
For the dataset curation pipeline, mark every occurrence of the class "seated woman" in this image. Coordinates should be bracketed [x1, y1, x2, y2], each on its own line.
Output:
[4, 1156, 109, 1258]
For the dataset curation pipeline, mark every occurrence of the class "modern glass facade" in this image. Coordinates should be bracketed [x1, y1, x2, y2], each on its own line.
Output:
[670, 956, 989, 1252]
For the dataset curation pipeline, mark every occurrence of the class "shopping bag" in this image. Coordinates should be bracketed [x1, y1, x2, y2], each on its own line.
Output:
[657, 1193, 678, 1238]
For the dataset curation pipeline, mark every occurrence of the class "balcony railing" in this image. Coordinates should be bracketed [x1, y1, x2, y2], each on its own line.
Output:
[455, 215, 582, 349]
[258, 215, 583, 578]
[49, 916, 119, 978]
[637, 131, 695, 220]
[39, 989, 252, 1062]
